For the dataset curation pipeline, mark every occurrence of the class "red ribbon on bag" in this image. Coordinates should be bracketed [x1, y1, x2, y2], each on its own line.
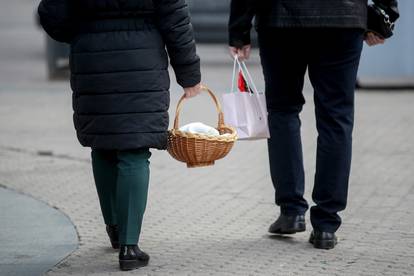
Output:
[238, 70, 249, 93]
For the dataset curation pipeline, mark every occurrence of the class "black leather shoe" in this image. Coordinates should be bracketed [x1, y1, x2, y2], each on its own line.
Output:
[119, 245, 150, 271]
[309, 231, 338, 249]
[106, 225, 119, 249]
[268, 214, 306, 234]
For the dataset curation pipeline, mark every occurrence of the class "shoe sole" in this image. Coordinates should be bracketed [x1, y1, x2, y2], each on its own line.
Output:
[119, 259, 149, 271]
[111, 242, 120, 250]
[309, 238, 337, 250]
[268, 222, 306, 235]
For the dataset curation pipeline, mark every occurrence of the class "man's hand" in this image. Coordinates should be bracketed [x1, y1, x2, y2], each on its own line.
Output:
[229, 45, 251, 61]
[184, 83, 202, 98]
[365, 32, 385, 46]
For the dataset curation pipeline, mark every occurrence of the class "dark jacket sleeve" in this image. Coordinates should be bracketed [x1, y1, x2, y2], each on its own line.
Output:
[37, 0, 77, 43]
[228, 0, 255, 48]
[373, 0, 399, 22]
[154, 0, 201, 88]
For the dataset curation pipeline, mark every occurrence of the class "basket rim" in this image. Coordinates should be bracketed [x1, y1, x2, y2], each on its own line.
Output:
[169, 125, 237, 142]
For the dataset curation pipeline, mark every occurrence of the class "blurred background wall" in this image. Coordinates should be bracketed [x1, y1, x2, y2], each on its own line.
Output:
[29, 0, 414, 87]
[358, 0, 414, 87]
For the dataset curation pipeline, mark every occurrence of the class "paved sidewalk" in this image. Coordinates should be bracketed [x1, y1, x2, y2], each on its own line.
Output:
[1, 84, 413, 275]
[1, 1, 413, 274]
[0, 187, 77, 276]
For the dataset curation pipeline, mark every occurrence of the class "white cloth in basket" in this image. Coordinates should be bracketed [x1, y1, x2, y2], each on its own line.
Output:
[179, 122, 221, 136]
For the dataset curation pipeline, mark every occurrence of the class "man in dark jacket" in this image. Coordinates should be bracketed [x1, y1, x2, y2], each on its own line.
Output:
[229, 0, 399, 249]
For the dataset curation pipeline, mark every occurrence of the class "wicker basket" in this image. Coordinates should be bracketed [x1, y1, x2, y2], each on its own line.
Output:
[167, 85, 237, 168]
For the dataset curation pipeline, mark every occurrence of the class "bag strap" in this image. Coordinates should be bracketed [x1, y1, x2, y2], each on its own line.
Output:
[231, 55, 263, 95]
[231, 55, 249, 93]
[231, 55, 238, 93]
[234, 56, 261, 95]
[234, 56, 265, 118]
[232, 55, 253, 93]
[238, 59, 261, 95]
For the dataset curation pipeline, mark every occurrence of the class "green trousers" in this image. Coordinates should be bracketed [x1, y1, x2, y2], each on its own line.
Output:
[91, 148, 151, 245]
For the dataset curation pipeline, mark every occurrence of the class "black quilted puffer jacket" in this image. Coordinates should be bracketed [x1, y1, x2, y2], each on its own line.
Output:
[229, 0, 399, 47]
[38, 0, 201, 150]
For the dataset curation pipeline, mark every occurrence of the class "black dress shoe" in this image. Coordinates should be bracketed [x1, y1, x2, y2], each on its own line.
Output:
[309, 231, 338, 249]
[119, 245, 150, 271]
[268, 214, 306, 234]
[106, 225, 119, 249]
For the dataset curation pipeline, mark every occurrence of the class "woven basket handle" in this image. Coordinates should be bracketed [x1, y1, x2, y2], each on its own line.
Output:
[173, 85, 225, 130]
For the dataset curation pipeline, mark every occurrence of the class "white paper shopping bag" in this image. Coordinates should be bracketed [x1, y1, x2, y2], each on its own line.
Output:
[222, 56, 270, 140]
[222, 92, 248, 137]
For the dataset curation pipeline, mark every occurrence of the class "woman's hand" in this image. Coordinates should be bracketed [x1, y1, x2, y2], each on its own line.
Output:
[365, 32, 385, 46]
[229, 45, 251, 61]
[184, 83, 202, 98]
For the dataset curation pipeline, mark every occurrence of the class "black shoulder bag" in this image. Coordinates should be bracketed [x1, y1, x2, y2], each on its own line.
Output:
[367, 4, 396, 39]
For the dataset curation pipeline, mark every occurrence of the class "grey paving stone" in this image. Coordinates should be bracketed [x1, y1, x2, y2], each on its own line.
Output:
[1, 87, 413, 276]
[1, 1, 413, 274]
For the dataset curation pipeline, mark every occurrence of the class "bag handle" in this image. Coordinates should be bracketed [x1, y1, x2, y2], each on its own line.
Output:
[231, 55, 238, 93]
[233, 56, 266, 119]
[238, 58, 260, 95]
[234, 55, 261, 95]
[173, 85, 225, 130]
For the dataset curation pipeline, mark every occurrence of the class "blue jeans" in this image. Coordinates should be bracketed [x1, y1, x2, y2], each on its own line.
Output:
[258, 28, 364, 232]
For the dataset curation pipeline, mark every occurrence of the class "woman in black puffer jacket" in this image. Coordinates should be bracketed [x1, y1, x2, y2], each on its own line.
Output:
[38, 0, 201, 271]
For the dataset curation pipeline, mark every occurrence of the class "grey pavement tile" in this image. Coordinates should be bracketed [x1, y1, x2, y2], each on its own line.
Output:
[1, 89, 414, 276]
[2, 0, 414, 275]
